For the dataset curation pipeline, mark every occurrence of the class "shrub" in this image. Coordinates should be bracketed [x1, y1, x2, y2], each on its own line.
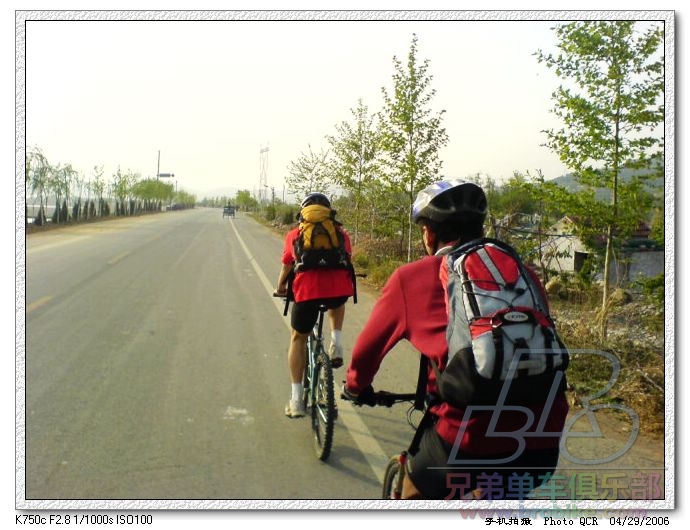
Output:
[367, 259, 406, 288]
[635, 272, 664, 305]
[351, 250, 370, 270]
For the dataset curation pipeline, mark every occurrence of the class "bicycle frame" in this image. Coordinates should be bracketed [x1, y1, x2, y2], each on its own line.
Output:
[302, 305, 335, 461]
[304, 309, 326, 413]
[306, 306, 326, 380]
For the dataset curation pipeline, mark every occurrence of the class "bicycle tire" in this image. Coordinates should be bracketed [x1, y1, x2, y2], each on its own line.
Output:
[382, 455, 404, 499]
[311, 351, 335, 461]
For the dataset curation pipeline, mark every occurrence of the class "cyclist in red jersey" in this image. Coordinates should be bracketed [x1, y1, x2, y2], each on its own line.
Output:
[275, 193, 355, 418]
[343, 180, 568, 499]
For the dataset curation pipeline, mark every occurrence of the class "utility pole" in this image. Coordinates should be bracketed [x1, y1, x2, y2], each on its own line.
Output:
[259, 145, 269, 203]
[157, 150, 160, 179]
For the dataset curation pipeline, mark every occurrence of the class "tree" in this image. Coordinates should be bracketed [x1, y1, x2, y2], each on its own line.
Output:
[131, 179, 174, 211]
[536, 21, 664, 339]
[235, 190, 258, 211]
[49, 163, 76, 225]
[286, 144, 333, 200]
[90, 166, 106, 217]
[326, 99, 382, 246]
[111, 167, 132, 216]
[515, 170, 574, 283]
[27, 147, 50, 225]
[379, 33, 449, 262]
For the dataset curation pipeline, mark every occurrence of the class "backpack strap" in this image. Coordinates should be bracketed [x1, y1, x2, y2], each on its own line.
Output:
[407, 407, 435, 456]
[351, 264, 358, 304]
[281, 270, 295, 316]
[414, 354, 429, 411]
[406, 354, 435, 455]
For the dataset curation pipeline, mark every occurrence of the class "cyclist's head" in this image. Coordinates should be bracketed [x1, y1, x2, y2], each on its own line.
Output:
[301, 192, 331, 209]
[413, 179, 487, 246]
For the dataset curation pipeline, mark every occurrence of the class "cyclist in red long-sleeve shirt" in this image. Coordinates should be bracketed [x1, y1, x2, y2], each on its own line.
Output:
[343, 179, 568, 499]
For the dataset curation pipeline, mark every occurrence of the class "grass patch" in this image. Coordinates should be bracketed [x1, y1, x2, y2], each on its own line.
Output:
[553, 301, 665, 437]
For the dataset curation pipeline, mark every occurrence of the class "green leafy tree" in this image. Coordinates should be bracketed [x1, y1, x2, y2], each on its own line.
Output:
[111, 167, 132, 216]
[90, 166, 106, 217]
[49, 163, 77, 224]
[286, 144, 333, 199]
[515, 170, 575, 282]
[536, 21, 664, 339]
[379, 34, 449, 261]
[174, 190, 197, 209]
[235, 190, 258, 211]
[132, 179, 174, 211]
[27, 147, 51, 225]
[326, 99, 382, 245]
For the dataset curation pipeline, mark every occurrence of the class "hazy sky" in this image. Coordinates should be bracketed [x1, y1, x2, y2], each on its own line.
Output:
[22, 12, 668, 202]
[23, 14, 577, 200]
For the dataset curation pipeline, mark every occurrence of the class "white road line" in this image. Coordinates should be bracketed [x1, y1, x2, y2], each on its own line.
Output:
[228, 218, 390, 483]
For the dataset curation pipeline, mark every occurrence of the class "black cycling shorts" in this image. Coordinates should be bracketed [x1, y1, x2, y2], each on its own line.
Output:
[406, 426, 560, 500]
[291, 297, 349, 334]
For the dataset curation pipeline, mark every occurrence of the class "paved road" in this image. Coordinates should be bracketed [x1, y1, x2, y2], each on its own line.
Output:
[23, 209, 423, 505]
[21, 208, 666, 507]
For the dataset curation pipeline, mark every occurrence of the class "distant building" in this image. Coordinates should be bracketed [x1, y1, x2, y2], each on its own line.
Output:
[542, 216, 663, 285]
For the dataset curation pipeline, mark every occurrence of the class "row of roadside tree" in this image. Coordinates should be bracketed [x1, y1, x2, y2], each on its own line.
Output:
[270, 22, 664, 340]
[26, 147, 197, 226]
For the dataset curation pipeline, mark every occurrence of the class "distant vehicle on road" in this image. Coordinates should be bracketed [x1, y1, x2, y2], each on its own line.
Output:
[223, 206, 235, 218]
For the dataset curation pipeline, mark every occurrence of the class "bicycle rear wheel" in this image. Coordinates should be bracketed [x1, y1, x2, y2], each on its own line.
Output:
[311, 351, 335, 461]
[382, 454, 405, 499]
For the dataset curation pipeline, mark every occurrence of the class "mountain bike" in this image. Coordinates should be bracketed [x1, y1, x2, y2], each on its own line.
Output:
[346, 388, 554, 500]
[274, 294, 336, 461]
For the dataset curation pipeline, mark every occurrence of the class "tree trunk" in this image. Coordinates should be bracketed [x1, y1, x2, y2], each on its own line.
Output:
[406, 188, 414, 262]
[600, 223, 614, 341]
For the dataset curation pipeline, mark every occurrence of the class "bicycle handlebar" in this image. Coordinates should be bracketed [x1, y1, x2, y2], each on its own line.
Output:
[342, 389, 418, 408]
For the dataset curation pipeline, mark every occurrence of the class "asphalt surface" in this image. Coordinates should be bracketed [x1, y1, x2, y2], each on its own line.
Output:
[21, 208, 666, 508]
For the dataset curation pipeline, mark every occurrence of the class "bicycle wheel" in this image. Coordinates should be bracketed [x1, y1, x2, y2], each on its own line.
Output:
[382, 455, 405, 499]
[311, 351, 335, 461]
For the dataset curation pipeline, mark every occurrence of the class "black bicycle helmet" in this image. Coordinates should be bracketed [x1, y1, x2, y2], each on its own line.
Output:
[412, 179, 487, 223]
[301, 192, 331, 209]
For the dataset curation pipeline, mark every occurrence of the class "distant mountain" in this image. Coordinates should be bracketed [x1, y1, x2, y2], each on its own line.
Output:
[549, 166, 665, 201]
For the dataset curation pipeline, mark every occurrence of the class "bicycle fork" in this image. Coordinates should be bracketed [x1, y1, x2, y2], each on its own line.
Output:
[305, 335, 317, 406]
[392, 451, 408, 500]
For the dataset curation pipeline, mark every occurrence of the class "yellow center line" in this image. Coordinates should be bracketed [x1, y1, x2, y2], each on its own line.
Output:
[27, 295, 53, 314]
[107, 251, 130, 265]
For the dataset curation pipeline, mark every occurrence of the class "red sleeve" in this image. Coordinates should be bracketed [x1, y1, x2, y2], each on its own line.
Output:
[281, 228, 297, 265]
[346, 270, 408, 393]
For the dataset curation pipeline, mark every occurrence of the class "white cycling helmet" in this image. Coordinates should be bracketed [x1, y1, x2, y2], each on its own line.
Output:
[412, 179, 487, 223]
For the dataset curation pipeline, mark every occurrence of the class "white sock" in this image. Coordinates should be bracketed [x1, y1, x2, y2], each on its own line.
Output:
[291, 383, 303, 402]
[331, 329, 342, 346]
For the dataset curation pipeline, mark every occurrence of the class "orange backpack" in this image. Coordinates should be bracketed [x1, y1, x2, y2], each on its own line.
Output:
[293, 205, 350, 272]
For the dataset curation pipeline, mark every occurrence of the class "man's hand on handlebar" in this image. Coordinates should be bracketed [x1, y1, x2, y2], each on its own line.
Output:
[340, 384, 377, 406]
